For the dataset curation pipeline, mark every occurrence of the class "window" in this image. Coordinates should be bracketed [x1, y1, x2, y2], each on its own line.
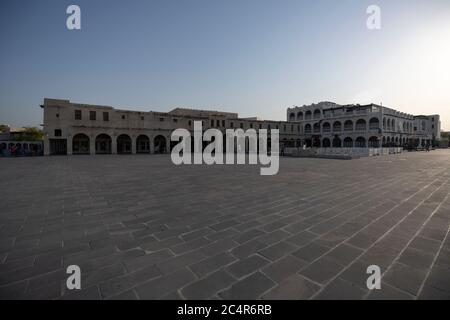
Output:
[159, 117, 164, 122]
[284, 125, 286, 131]
[250, 123, 253, 128]
[141, 116, 145, 121]
[240, 123, 243, 129]
[173, 118, 178, 123]
[56, 113, 60, 118]
[188, 120, 192, 126]
[90, 111, 96, 120]
[259, 124, 262, 129]
[217, 120, 220, 127]
[222, 120, 225, 127]
[103, 112, 109, 121]
[230, 122, 234, 128]
[211, 120, 214, 127]
[54, 129, 62, 137]
[75, 110, 82, 120]
[122, 115, 126, 120]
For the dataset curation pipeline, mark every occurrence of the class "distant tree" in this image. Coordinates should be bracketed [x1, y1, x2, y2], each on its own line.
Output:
[16, 127, 44, 141]
[0, 124, 8, 133]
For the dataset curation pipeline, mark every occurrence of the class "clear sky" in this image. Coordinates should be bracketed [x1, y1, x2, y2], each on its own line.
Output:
[1, 0, 449, 130]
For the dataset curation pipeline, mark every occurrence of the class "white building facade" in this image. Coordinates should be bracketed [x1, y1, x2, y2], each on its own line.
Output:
[286, 102, 440, 149]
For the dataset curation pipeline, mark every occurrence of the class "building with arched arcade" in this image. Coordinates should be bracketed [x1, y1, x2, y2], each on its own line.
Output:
[41, 98, 300, 156]
[41, 98, 441, 156]
[287, 102, 440, 149]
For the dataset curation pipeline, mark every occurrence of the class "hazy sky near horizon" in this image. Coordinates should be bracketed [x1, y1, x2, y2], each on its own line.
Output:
[1, 0, 450, 130]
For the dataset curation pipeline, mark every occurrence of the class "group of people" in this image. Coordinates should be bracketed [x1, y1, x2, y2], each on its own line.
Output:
[0, 143, 43, 157]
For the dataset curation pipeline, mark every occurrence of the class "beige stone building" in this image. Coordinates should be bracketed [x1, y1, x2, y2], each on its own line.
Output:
[41, 98, 441, 156]
[41, 98, 297, 155]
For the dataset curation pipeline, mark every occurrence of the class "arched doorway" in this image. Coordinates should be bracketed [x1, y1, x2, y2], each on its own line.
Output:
[136, 135, 150, 154]
[355, 137, 366, 148]
[72, 133, 90, 155]
[368, 136, 380, 148]
[322, 138, 331, 148]
[332, 137, 342, 148]
[117, 134, 132, 154]
[312, 137, 321, 148]
[154, 135, 167, 154]
[343, 137, 353, 148]
[95, 134, 112, 154]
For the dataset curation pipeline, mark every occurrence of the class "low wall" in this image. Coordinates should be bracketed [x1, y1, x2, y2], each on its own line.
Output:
[284, 147, 403, 158]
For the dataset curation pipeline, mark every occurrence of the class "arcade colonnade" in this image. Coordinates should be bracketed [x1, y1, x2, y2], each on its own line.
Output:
[69, 132, 170, 155]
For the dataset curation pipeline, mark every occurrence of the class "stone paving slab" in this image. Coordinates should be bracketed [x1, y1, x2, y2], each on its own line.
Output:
[0, 150, 449, 300]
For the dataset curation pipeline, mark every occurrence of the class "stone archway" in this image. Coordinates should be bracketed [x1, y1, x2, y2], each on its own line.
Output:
[95, 134, 112, 154]
[136, 135, 150, 154]
[117, 134, 132, 154]
[72, 133, 90, 155]
[154, 135, 167, 154]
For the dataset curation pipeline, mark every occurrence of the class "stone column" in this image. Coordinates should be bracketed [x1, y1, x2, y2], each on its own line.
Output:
[90, 135, 96, 155]
[44, 135, 50, 156]
[166, 136, 171, 154]
[67, 135, 73, 155]
[132, 135, 137, 154]
[111, 134, 117, 154]
[149, 136, 153, 154]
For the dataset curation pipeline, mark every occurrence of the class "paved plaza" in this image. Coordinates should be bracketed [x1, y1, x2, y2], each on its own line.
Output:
[0, 151, 449, 300]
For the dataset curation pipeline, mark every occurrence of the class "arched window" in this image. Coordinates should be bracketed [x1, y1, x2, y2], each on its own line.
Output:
[313, 109, 321, 119]
[305, 110, 312, 120]
[344, 120, 353, 131]
[289, 113, 295, 121]
[369, 117, 380, 130]
[304, 123, 312, 134]
[355, 119, 366, 131]
[313, 123, 320, 133]
[332, 121, 342, 132]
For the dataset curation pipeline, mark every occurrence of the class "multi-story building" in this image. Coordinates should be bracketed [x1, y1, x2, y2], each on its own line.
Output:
[413, 115, 441, 146]
[41, 98, 441, 156]
[286, 102, 440, 148]
[41, 98, 299, 155]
